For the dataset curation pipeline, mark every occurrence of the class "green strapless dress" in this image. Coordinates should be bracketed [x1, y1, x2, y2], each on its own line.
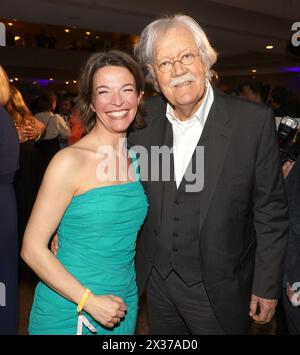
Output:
[29, 151, 148, 335]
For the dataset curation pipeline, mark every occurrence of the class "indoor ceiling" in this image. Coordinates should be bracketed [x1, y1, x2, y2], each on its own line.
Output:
[1, 0, 300, 76]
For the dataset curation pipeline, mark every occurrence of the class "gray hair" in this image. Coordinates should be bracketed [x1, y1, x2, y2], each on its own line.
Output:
[134, 14, 217, 83]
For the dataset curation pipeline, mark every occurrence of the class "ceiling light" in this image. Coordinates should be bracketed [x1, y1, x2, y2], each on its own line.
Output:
[8, 22, 13, 26]
[73, 80, 77, 84]
[266, 45, 274, 49]
[65, 81, 69, 85]
[251, 69, 257, 73]
[64, 29, 70, 33]
[86, 31, 91, 35]
[49, 78, 54, 81]
[14, 77, 19, 81]
[14, 36, 21, 41]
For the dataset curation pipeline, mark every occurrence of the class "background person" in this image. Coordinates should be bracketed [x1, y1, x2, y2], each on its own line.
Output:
[5, 85, 45, 241]
[0, 65, 20, 335]
[35, 91, 70, 180]
[282, 156, 300, 334]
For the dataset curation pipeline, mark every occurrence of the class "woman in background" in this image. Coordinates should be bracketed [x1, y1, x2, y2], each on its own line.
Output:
[68, 106, 84, 145]
[5, 85, 45, 241]
[0, 66, 20, 334]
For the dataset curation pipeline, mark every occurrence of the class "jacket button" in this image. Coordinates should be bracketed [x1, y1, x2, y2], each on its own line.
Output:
[173, 232, 178, 238]
[172, 247, 178, 252]
[174, 199, 181, 205]
[174, 217, 180, 222]
[154, 229, 158, 236]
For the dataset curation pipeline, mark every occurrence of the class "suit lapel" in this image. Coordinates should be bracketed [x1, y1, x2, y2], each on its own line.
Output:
[143, 102, 173, 228]
[136, 90, 232, 234]
[157, 118, 173, 226]
[197, 90, 232, 235]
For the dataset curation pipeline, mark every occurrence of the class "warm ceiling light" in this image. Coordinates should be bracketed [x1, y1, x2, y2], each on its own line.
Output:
[73, 80, 77, 84]
[86, 31, 91, 35]
[251, 69, 257, 73]
[14, 36, 21, 41]
[9, 79, 13, 82]
[64, 29, 70, 33]
[65, 81, 69, 85]
[49, 78, 54, 81]
[14, 77, 19, 81]
[8, 22, 13, 26]
[96, 36, 100, 39]
[266, 45, 274, 49]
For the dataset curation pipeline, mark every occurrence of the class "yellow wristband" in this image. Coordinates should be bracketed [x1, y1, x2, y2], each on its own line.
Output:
[77, 288, 91, 313]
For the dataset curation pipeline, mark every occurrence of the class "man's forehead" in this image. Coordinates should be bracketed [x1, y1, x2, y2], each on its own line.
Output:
[154, 27, 197, 58]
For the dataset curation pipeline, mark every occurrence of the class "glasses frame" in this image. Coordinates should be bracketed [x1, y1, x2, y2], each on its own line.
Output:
[155, 50, 201, 73]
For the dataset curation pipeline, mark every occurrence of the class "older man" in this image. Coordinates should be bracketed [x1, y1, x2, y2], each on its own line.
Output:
[130, 14, 288, 334]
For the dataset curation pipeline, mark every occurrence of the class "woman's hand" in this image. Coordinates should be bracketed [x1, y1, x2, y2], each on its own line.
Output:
[84, 293, 127, 328]
[17, 124, 39, 142]
[282, 160, 295, 178]
[51, 234, 59, 256]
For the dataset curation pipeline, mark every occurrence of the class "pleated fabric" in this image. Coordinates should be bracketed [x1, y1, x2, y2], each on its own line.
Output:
[29, 151, 148, 335]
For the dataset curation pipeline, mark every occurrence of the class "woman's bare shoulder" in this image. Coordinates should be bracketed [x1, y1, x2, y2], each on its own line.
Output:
[45, 146, 87, 180]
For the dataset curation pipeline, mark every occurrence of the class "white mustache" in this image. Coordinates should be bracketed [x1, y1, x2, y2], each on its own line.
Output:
[169, 73, 196, 88]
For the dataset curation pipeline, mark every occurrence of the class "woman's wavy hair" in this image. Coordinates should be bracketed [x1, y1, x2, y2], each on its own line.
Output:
[0, 65, 10, 106]
[78, 50, 145, 134]
[5, 85, 34, 127]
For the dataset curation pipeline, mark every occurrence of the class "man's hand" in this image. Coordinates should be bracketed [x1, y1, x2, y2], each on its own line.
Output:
[51, 234, 59, 256]
[249, 294, 277, 324]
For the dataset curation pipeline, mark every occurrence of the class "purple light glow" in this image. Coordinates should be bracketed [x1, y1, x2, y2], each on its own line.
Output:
[36, 79, 52, 86]
[281, 67, 300, 73]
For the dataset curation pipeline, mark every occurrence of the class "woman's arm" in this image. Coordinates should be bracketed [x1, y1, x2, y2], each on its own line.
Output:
[21, 150, 84, 301]
[21, 150, 126, 327]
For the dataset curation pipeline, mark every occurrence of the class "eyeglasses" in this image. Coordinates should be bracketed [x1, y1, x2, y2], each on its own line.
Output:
[156, 51, 200, 73]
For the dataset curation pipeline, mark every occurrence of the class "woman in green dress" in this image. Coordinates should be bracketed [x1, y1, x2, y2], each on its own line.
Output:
[21, 50, 148, 335]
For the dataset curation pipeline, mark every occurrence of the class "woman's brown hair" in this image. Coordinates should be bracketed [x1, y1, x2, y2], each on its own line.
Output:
[5, 85, 34, 128]
[78, 50, 145, 134]
[0, 65, 10, 106]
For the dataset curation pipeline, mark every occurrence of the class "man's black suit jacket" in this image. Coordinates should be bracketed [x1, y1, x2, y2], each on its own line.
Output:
[128, 89, 289, 334]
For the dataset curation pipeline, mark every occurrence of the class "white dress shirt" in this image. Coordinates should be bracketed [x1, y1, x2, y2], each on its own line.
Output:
[166, 80, 214, 188]
[35, 111, 70, 140]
